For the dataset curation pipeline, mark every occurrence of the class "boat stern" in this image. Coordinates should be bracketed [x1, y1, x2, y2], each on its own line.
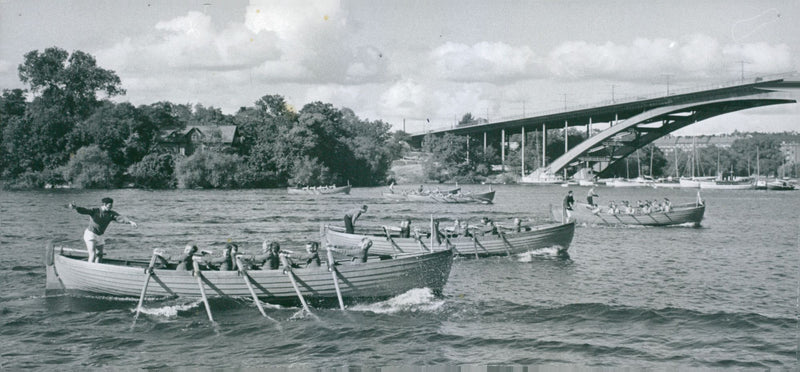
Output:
[45, 241, 66, 295]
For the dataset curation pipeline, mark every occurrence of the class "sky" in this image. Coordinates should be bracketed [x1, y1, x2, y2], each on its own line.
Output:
[1, 0, 798, 136]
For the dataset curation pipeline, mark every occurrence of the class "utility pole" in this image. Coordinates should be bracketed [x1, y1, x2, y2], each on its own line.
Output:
[661, 74, 674, 95]
[737, 60, 751, 83]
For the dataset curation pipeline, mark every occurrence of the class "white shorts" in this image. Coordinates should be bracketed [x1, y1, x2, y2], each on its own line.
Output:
[83, 229, 105, 246]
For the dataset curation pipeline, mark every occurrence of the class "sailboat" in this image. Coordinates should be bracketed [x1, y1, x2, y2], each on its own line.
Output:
[753, 147, 767, 190]
[698, 147, 753, 190]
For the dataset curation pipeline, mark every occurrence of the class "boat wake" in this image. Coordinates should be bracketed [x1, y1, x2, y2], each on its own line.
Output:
[516, 247, 568, 261]
[349, 288, 445, 314]
[132, 299, 204, 317]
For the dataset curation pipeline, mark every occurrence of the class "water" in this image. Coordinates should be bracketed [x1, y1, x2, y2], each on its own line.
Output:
[1, 185, 798, 369]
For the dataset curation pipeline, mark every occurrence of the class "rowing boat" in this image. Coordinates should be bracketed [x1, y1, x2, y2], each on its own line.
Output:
[382, 189, 495, 204]
[323, 220, 574, 257]
[287, 184, 351, 195]
[45, 243, 453, 306]
[552, 200, 705, 227]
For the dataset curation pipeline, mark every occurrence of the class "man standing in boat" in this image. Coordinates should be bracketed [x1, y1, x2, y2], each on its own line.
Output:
[587, 187, 599, 207]
[562, 190, 575, 222]
[344, 205, 368, 234]
[68, 197, 137, 263]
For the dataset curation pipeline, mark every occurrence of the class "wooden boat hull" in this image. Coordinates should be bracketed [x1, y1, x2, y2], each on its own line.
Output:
[45, 244, 453, 304]
[699, 182, 753, 190]
[324, 221, 575, 257]
[287, 185, 351, 195]
[606, 178, 654, 187]
[382, 190, 494, 204]
[766, 181, 795, 191]
[554, 202, 705, 227]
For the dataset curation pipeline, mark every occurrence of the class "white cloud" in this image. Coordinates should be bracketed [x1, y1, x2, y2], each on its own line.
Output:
[430, 42, 541, 82]
[545, 35, 794, 82]
[380, 80, 439, 119]
[722, 42, 794, 76]
[96, 11, 281, 76]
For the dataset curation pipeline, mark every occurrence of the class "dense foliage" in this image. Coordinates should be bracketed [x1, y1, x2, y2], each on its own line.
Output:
[1, 48, 399, 189]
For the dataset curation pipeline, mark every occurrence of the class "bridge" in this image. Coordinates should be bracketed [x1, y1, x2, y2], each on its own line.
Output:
[408, 73, 799, 183]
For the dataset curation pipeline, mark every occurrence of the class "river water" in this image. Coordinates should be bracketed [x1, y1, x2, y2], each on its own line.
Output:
[1, 185, 798, 369]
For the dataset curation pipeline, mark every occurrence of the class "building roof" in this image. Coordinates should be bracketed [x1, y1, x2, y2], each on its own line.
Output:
[161, 125, 238, 144]
[653, 135, 741, 148]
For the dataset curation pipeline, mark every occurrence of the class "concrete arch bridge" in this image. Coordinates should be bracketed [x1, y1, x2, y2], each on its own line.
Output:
[408, 74, 799, 183]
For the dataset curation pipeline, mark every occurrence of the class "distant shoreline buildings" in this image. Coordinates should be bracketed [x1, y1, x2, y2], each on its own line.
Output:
[652, 133, 800, 165]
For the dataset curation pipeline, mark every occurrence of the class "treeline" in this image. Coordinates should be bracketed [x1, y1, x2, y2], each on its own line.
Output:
[0, 47, 405, 189]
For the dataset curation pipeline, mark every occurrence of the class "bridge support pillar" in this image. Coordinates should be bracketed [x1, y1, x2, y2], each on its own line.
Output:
[564, 120, 568, 180]
[501, 129, 505, 163]
[521, 127, 525, 179]
[542, 124, 546, 168]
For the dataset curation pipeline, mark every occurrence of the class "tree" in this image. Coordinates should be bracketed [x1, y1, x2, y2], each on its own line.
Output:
[18, 47, 124, 119]
[62, 145, 120, 188]
[422, 133, 492, 183]
[3, 48, 125, 180]
[175, 150, 241, 188]
[71, 102, 158, 169]
[127, 153, 176, 189]
[458, 113, 476, 126]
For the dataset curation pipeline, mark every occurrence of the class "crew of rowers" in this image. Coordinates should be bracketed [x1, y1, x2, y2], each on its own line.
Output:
[389, 216, 529, 240]
[299, 184, 338, 190]
[166, 237, 372, 271]
[593, 198, 672, 215]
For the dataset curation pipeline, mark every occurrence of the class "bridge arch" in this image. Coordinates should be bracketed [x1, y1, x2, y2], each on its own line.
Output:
[528, 93, 796, 181]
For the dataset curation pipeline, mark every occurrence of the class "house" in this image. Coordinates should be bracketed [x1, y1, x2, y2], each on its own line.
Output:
[159, 126, 240, 156]
[652, 134, 741, 155]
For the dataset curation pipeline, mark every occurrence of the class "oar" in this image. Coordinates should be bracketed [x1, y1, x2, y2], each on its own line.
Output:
[280, 254, 312, 315]
[132, 249, 161, 326]
[235, 255, 268, 318]
[471, 229, 480, 259]
[382, 226, 404, 252]
[433, 220, 461, 255]
[498, 232, 513, 256]
[192, 258, 214, 322]
[326, 248, 346, 310]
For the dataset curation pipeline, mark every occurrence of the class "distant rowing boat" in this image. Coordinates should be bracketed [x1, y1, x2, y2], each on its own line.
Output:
[552, 198, 705, 227]
[698, 180, 753, 190]
[383, 187, 495, 204]
[287, 184, 351, 195]
[324, 220, 574, 257]
[766, 180, 796, 191]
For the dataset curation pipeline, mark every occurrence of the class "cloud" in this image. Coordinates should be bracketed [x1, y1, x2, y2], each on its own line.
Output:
[95, 0, 395, 95]
[96, 11, 281, 73]
[546, 35, 794, 82]
[0, 59, 10, 74]
[722, 42, 794, 76]
[430, 42, 542, 82]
